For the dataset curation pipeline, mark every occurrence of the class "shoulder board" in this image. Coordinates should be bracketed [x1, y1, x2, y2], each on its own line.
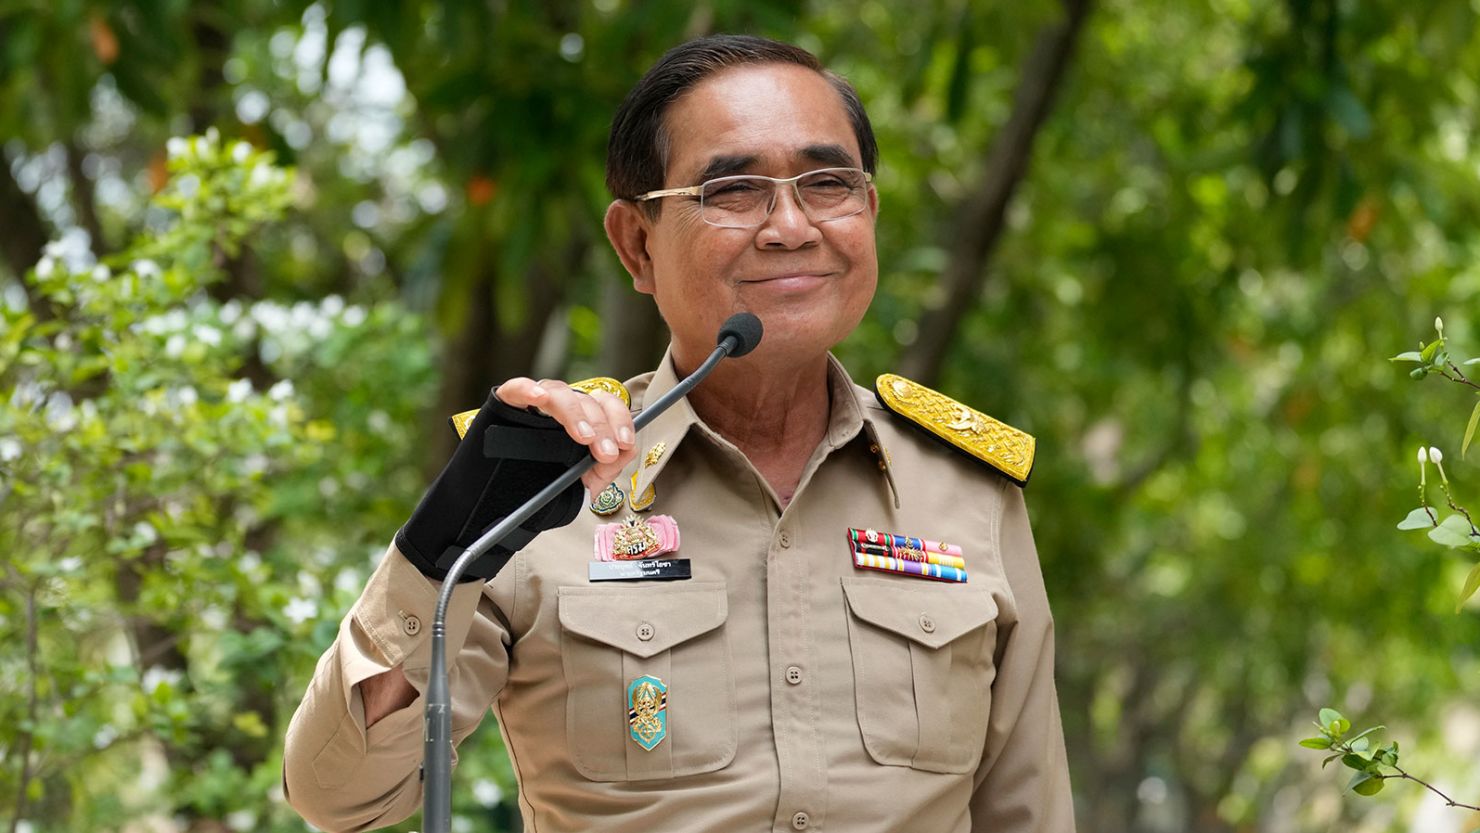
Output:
[450, 377, 631, 439]
[874, 373, 1035, 486]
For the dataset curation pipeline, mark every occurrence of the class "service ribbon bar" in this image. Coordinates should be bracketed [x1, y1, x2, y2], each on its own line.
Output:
[847, 528, 968, 583]
[851, 551, 968, 583]
[846, 528, 967, 570]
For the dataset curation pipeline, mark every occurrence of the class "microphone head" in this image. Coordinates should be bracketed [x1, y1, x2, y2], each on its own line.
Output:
[717, 313, 763, 358]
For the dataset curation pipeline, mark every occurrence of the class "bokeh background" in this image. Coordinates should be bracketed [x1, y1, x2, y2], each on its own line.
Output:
[5, 1, 1480, 831]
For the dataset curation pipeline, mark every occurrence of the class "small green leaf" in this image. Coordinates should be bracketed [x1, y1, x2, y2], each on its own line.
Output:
[1350, 736, 1370, 753]
[1299, 737, 1332, 749]
[1422, 340, 1441, 363]
[1412, 367, 1428, 379]
[1347, 771, 1372, 793]
[1458, 562, 1480, 612]
[1428, 514, 1476, 548]
[1391, 351, 1424, 363]
[1464, 399, 1480, 459]
[1342, 752, 1369, 770]
[1398, 508, 1435, 530]
[1463, 357, 1480, 366]
[1347, 726, 1385, 744]
[1319, 707, 1343, 728]
[1336, 717, 1351, 735]
[1353, 774, 1385, 796]
[1322, 753, 1340, 768]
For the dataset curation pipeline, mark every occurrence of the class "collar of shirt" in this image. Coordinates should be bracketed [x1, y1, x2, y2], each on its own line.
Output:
[628, 347, 900, 508]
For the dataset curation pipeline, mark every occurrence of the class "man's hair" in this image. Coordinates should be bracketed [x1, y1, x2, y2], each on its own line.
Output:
[605, 34, 878, 212]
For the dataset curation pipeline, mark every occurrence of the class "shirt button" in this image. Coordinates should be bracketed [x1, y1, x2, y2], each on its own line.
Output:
[399, 611, 422, 636]
[779, 531, 792, 548]
[636, 622, 655, 641]
[918, 613, 936, 634]
[792, 811, 810, 829]
[785, 665, 803, 685]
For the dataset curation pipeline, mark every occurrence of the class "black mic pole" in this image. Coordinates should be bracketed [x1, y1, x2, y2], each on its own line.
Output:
[421, 313, 762, 833]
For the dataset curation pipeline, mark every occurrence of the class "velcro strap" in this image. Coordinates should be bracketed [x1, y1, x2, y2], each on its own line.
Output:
[484, 424, 585, 464]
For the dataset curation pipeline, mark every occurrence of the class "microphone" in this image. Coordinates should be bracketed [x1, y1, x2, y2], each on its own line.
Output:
[421, 313, 763, 833]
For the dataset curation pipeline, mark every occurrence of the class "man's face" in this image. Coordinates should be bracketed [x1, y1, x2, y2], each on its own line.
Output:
[623, 63, 879, 367]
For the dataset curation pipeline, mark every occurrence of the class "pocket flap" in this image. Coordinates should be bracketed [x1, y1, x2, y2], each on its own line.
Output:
[842, 577, 998, 649]
[558, 581, 727, 658]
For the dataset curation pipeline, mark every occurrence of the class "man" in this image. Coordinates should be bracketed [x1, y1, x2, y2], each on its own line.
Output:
[284, 35, 1073, 833]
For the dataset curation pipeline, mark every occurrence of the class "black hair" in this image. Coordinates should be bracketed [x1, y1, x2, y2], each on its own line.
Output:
[605, 34, 878, 214]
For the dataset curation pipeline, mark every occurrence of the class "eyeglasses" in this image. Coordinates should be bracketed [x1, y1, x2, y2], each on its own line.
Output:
[633, 167, 874, 229]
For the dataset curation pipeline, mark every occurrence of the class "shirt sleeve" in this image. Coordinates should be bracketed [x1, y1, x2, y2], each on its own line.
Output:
[970, 481, 1076, 832]
[282, 542, 515, 833]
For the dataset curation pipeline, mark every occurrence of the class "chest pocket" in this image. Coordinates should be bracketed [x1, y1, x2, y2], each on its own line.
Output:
[557, 581, 736, 781]
[842, 577, 1000, 774]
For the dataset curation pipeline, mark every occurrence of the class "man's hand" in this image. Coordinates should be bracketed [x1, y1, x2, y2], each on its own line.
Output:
[395, 378, 639, 582]
[494, 378, 637, 495]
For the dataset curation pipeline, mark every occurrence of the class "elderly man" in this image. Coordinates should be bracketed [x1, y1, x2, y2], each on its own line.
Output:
[284, 34, 1073, 833]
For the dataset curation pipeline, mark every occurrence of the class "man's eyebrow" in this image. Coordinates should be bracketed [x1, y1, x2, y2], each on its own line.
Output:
[799, 144, 858, 169]
[694, 154, 759, 184]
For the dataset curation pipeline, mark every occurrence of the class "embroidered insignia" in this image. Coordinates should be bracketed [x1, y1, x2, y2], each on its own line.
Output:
[847, 527, 968, 583]
[642, 441, 667, 469]
[628, 471, 656, 512]
[874, 373, 1035, 485]
[595, 514, 680, 561]
[627, 675, 668, 751]
[590, 482, 625, 516]
[449, 378, 632, 440]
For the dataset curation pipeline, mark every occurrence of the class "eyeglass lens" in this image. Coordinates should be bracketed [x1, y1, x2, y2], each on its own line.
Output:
[700, 168, 869, 228]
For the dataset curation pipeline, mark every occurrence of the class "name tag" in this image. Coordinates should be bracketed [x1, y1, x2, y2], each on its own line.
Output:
[588, 558, 692, 582]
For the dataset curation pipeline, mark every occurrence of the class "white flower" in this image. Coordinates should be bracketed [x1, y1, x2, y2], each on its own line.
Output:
[166, 137, 188, 158]
[1419, 447, 1429, 464]
[227, 378, 253, 403]
[268, 379, 294, 401]
[91, 264, 111, 282]
[1430, 446, 1444, 464]
[35, 256, 56, 279]
[92, 725, 119, 749]
[232, 141, 252, 164]
[57, 557, 82, 573]
[176, 386, 198, 407]
[283, 597, 317, 624]
[341, 305, 367, 327]
[0, 438, 21, 461]
[472, 778, 503, 807]
[320, 294, 345, 317]
[1436, 316, 1445, 333]
[165, 334, 186, 357]
[132, 259, 161, 279]
[225, 810, 256, 832]
[141, 667, 182, 694]
[133, 521, 158, 545]
[44, 392, 76, 432]
[219, 299, 242, 324]
[193, 323, 221, 347]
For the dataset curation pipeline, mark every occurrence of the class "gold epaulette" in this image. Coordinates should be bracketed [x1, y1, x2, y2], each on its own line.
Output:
[875, 373, 1035, 486]
[450, 377, 631, 440]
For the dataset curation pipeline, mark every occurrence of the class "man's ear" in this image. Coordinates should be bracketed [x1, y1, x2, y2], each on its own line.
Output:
[604, 200, 657, 296]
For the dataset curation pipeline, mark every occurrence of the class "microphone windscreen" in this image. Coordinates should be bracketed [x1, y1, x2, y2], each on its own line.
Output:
[717, 313, 763, 357]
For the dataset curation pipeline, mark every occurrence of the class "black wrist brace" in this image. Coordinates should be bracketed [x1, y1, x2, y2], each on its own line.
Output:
[395, 389, 588, 582]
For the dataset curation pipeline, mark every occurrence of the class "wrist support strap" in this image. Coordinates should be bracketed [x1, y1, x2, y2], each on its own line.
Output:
[395, 389, 588, 582]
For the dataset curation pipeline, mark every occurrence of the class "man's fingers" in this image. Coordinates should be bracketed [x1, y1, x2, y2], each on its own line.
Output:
[589, 391, 637, 450]
[494, 377, 549, 410]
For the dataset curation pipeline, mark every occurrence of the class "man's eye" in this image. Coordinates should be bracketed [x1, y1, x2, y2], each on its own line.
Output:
[708, 182, 763, 196]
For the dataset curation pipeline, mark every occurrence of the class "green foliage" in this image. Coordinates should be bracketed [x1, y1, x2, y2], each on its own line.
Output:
[0, 134, 441, 831]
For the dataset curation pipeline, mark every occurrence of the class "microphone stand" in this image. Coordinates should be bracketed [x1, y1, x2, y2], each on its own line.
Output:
[421, 325, 755, 833]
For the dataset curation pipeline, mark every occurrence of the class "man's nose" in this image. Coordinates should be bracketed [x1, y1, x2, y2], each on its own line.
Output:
[755, 183, 822, 249]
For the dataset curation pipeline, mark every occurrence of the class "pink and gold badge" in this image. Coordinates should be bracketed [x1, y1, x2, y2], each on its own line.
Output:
[595, 514, 681, 561]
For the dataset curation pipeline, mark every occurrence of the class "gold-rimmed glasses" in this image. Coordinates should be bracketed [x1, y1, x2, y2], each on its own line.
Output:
[633, 167, 873, 229]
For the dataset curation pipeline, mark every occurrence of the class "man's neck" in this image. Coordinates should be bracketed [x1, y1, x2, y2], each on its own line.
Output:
[674, 348, 833, 505]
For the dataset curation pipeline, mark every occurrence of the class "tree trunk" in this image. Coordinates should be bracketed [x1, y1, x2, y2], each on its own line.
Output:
[0, 150, 54, 320]
[900, 0, 1093, 385]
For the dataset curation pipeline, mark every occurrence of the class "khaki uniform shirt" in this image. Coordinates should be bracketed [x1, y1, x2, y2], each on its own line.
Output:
[284, 352, 1074, 833]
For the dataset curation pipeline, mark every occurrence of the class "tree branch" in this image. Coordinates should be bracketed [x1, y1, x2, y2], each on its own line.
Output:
[900, 0, 1093, 385]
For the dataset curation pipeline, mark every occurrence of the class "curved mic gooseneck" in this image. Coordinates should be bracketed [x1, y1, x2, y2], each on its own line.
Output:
[421, 312, 762, 833]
